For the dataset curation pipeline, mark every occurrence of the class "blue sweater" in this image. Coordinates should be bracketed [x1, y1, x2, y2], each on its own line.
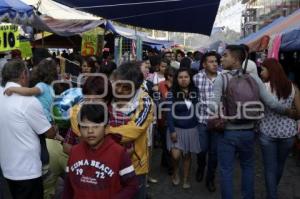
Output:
[166, 91, 199, 133]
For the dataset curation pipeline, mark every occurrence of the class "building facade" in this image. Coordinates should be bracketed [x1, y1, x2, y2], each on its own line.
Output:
[241, 0, 300, 37]
[214, 0, 245, 33]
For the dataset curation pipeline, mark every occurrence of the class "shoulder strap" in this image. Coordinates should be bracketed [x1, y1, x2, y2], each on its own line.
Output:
[222, 73, 230, 94]
[291, 84, 296, 99]
[243, 58, 249, 74]
[221, 74, 225, 95]
[220, 74, 228, 116]
[220, 73, 228, 99]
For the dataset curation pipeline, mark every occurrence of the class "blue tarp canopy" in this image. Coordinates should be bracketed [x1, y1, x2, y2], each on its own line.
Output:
[0, 0, 33, 23]
[281, 28, 300, 51]
[106, 21, 173, 48]
[53, 0, 221, 35]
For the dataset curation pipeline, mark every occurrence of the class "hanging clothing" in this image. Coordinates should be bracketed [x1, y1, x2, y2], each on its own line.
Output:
[268, 34, 282, 61]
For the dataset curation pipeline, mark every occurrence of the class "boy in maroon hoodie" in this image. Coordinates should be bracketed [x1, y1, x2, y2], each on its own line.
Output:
[63, 104, 138, 199]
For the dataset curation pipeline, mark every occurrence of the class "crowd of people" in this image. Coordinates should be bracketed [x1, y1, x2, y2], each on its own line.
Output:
[0, 45, 299, 199]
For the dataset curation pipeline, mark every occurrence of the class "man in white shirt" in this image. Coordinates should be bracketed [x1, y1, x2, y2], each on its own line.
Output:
[0, 57, 6, 199]
[0, 60, 56, 199]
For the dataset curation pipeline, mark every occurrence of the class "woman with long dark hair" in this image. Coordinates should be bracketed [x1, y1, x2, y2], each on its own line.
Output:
[166, 68, 200, 189]
[81, 57, 97, 73]
[259, 58, 300, 199]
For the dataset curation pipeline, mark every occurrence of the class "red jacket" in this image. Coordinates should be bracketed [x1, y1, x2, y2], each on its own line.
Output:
[63, 137, 138, 199]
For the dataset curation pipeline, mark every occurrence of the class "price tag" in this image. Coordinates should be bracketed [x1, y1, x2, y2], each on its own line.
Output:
[0, 24, 20, 52]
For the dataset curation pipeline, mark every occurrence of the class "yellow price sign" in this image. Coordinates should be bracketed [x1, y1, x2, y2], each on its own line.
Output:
[19, 41, 32, 58]
[0, 24, 20, 52]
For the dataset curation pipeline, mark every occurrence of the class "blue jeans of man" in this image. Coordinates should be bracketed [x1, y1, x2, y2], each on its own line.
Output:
[218, 130, 255, 199]
[197, 124, 218, 182]
[259, 134, 294, 199]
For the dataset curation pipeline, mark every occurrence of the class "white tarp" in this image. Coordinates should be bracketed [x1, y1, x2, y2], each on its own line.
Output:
[32, 15, 104, 36]
[106, 21, 173, 48]
[20, 0, 100, 20]
[19, 0, 103, 36]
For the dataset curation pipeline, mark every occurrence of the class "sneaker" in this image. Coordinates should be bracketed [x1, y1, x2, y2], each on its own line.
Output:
[182, 181, 191, 189]
[172, 175, 180, 186]
[148, 177, 158, 184]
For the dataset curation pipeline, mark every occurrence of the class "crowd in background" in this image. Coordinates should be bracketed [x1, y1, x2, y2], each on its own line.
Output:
[0, 45, 300, 199]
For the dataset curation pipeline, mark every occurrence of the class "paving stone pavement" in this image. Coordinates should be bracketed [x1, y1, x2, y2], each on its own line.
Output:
[147, 143, 300, 199]
[2, 143, 300, 199]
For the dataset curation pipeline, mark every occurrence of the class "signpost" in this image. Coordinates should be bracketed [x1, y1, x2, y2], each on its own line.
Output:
[136, 36, 142, 61]
[114, 36, 123, 66]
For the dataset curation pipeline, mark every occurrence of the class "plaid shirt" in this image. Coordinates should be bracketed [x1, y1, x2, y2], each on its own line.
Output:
[193, 70, 220, 124]
[108, 105, 131, 127]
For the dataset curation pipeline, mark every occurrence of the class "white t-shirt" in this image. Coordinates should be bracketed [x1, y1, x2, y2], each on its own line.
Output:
[0, 82, 51, 180]
[171, 61, 180, 69]
[152, 72, 165, 85]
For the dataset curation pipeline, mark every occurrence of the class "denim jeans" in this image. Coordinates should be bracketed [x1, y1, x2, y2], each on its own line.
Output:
[197, 124, 218, 182]
[218, 130, 255, 199]
[259, 134, 294, 199]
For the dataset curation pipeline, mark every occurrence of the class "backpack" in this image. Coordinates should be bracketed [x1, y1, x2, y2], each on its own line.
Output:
[222, 59, 263, 124]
